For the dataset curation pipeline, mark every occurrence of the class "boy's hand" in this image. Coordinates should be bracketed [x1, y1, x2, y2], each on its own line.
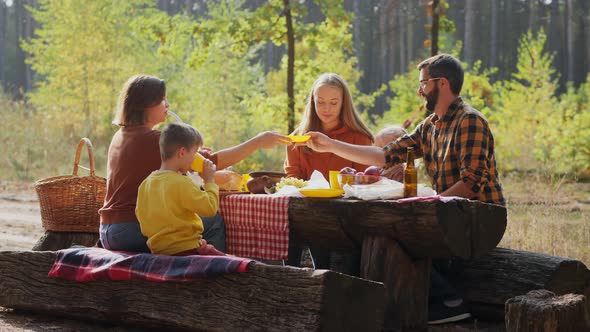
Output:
[202, 159, 216, 183]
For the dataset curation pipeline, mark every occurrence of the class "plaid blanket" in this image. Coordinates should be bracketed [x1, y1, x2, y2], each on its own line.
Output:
[48, 247, 254, 282]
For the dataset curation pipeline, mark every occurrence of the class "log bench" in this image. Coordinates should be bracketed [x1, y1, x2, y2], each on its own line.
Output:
[448, 247, 590, 321]
[0, 250, 385, 331]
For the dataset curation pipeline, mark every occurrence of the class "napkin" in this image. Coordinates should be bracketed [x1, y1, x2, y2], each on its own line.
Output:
[342, 178, 437, 200]
[274, 170, 329, 196]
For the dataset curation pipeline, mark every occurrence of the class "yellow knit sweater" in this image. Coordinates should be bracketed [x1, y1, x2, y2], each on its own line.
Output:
[136, 171, 219, 255]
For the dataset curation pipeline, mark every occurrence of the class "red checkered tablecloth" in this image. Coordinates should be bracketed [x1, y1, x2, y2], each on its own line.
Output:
[219, 194, 290, 260]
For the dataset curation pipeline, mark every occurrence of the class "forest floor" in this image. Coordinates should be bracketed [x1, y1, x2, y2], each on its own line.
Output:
[0, 176, 588, 331]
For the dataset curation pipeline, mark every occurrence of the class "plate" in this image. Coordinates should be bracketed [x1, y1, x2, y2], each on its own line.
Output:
[249, 171, 287, 178]
[299, 188, 344, 198]
[288, 135, 311, 143]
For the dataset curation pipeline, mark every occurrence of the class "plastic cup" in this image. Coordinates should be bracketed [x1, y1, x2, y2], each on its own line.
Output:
[329, 170, 341, 189]
[241, 173, 252, 192]
[190, 153, 205, 172]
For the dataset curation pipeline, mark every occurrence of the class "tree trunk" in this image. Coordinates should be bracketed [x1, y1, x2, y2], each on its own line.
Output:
[505, 290, 590, 332]
[0, 250, 386, 332]
[406, 0, 414, 67]
[528, 0, 538, 33]
[24, 0, 34, 92]
[378, 0, 389, 91]
[567, 0, 575, 83]
[398, 3, 406, 72]
[448, 247, 590, 321]
[0, 0, 6, 86]
[490, 0, 498, 70]
[32, 231, 99, 251]
[157, 0, 169, 12]
[14, 0, 26, 98]
[361, 236, 430, 331]
[431, 0, 439, 56]
[352, 0, 361, 72]
[586, 3, 590, 76]
[549, 0, 562, 81]
[283, 0, 295, 134]
[464, 0, 476, 66]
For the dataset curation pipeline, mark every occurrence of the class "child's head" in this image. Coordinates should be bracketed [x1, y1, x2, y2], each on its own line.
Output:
[296, 73, 373, 141]
[374, 125, 407, 148]
[159, 123, 203, 171]
[113, 74, 167, 127]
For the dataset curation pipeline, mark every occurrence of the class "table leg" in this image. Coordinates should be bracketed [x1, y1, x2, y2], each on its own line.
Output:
[361, 235, 431, 332]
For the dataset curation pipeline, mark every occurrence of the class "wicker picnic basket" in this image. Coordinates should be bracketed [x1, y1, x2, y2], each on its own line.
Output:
[34, 138, 106, 232]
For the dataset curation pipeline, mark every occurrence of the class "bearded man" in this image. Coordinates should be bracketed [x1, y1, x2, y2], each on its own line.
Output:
[305, 54, 505, 324]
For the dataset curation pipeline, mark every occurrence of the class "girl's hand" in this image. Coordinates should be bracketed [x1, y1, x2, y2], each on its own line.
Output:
[202, 159, 216, 183]
[305, 131, 333, 153]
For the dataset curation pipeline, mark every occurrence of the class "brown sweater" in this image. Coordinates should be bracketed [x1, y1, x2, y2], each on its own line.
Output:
[99, 126, 161, 225]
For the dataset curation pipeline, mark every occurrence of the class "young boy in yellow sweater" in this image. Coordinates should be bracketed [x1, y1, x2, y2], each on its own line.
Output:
[136, 122, 223, 256]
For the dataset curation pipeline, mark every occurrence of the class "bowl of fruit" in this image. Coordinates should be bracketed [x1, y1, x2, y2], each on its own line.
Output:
[338, 166, 383, 186]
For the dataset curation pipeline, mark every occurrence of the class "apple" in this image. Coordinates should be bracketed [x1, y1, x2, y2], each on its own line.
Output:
[355, 171, 367, 184]
[340, 167, 357, 175]
[363, 166, 382, 176]
[366, 175, 380, 184]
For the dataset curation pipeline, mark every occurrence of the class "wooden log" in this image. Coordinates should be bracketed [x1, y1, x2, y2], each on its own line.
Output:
[0, 250, 385, 332]
[289, 198, 506, 260]
[361, 235, 431, 332]
[448, 248, 590, 320]
[32, 231, 98, 251]
[505, 290, 590, 332]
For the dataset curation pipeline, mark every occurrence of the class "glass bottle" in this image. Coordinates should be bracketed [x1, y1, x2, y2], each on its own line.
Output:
[403, 147, 418, 198]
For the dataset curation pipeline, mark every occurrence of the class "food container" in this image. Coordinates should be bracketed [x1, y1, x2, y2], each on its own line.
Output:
[338, 174, 382, 186]
[247, 171, 287, 194]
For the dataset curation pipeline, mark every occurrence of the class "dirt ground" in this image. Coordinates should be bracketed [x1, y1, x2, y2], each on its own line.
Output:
[0, 182, 153, 331]
[0, 182, 44, 251]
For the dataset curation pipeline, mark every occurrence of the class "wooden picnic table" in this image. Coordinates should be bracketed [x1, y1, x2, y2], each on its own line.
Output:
[286, 196, 507, 331]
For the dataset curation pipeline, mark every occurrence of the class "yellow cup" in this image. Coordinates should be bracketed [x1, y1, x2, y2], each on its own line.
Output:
[241, 173, 252, 192]
[190, 153, 205, 172]
[329, 170, 341, 189]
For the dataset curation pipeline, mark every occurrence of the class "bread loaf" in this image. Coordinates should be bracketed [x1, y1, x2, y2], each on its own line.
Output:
[214, 170, 243, 191]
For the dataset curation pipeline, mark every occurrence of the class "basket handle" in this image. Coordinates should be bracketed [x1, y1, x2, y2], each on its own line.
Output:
[73, 138, 97, 177]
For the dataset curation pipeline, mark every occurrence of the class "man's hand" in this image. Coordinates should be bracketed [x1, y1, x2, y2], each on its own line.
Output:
[305, 131, 334, 153]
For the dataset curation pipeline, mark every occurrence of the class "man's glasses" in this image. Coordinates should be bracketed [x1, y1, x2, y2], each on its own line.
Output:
[419, 77, 441, 90]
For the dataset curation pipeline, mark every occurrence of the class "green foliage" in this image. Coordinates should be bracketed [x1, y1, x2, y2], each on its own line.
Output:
[23, 0, 163, 145]
[491, 30, 558, 172]
[539, 78, 590, 176]
[2, 2, 588, 181]
[0, 89, 108, 180]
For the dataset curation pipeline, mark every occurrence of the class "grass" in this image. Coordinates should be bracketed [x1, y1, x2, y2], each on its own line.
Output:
[499, 173, 590, 265]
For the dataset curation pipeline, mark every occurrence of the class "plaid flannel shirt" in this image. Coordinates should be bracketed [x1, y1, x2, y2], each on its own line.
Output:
[383, 97, 505, 206]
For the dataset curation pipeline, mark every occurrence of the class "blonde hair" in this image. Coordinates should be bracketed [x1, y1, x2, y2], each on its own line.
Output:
[113, 74, 166, 127]
[294, 73, 374, 141]
[375, 125, 407, 147]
